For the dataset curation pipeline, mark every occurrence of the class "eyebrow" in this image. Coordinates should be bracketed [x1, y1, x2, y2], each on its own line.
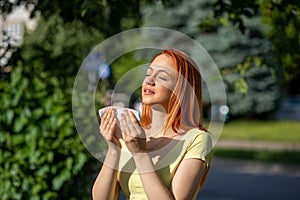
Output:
[148, 66, 172, 77]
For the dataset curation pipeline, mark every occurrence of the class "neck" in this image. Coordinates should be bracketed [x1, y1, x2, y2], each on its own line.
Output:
[146, 104, 168, 137]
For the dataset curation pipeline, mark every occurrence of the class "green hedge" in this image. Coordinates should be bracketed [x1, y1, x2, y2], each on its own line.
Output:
[0, 63, 96, 199]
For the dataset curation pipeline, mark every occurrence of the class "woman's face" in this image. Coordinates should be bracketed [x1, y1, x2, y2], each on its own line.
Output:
[142, 54, 178, 109]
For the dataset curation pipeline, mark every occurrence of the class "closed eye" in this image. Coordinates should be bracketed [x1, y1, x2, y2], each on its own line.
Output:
[145, 69, 152, 77]
[159, 76, 168, 81]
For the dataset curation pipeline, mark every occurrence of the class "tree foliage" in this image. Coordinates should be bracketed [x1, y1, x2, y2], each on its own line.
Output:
[0, 62, 97, 199]
[9, 12, 104, 86]
[0, 0, 156, 37]
[259, 0, 300, 81]
[1, 4, 105, 198]
[2, 0, 300, 81]
[212, 0, 300, 81]
[142, 0, 281, 117]
[212, 0, 259, 33]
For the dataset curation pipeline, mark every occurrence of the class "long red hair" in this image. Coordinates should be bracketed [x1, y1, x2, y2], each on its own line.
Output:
[140, 49, 204, 134]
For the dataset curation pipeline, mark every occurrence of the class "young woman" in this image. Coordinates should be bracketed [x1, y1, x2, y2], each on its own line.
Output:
[92, 49, 212, 200]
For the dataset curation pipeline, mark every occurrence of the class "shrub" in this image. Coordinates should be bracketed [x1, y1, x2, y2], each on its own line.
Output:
[0, 63, 94, 199]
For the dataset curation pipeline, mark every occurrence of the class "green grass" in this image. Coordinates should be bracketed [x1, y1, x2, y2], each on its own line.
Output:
[207, 120, 300, 163]
[219, 120, 300, 143]
[213, 148, 300, 164]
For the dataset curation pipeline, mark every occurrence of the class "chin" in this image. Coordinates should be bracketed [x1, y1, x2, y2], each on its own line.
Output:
[141, 100, 154, 105]
[142, 96, 152, 104]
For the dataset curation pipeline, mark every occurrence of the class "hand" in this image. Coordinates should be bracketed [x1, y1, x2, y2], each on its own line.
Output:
[99, 107, 121, 149]
[120, 110, 147, 154]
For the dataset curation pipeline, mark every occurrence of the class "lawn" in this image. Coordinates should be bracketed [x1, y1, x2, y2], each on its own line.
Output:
[219, 120, 300, 143]
[212, 120, 300, 163]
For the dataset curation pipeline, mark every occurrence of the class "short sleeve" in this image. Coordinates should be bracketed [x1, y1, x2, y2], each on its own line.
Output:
[183, 129, 213, 167]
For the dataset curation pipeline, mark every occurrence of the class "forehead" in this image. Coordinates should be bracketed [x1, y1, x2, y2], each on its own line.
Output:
[150, 54, 176, 70]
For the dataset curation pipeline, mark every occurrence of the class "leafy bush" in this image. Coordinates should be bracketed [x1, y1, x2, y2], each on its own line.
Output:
[0, 62, 95, 199]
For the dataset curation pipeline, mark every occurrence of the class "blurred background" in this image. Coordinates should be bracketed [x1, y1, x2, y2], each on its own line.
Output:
[1, 0, 299, 199]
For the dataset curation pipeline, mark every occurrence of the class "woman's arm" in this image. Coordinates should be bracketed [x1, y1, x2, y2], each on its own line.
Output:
[171, 158, 207, 199]
[133, 153, 175, 200]
[133, 154, 207, 200]
[92, 108, 121, 200]
[92, 148, 121, 200]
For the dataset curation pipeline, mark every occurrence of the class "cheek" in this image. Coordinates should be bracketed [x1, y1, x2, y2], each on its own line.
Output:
[163, 82, 176, 96]
[160, 87, 174, 99]
[142, 77, 147, 85]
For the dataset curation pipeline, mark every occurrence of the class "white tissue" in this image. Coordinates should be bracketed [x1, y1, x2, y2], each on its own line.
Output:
[98, 106, 140, 121]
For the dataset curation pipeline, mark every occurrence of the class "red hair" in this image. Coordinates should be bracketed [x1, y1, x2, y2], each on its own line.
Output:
[140, 49, 204, 134]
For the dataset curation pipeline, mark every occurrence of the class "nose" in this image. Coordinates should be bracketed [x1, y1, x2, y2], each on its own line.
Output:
[144, 74, 155, 86]
[146, 81, 155, 86]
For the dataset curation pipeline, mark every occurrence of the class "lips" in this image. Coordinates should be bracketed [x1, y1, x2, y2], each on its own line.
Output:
[143, 87, 155, 95]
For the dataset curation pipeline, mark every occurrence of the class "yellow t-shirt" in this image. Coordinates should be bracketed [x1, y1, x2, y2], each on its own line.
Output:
[117, 128, 212, 200]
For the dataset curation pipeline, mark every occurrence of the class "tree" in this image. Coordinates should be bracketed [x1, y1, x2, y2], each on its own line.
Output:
[141, 0, 281, 117]
[0, 0, 158, 38]
[3, 0, 299, 82]
[259, 0, 300, 95]
[9, 12, 104, 86]
[212, 0, 300, 96]
[3, 0, 170, 83]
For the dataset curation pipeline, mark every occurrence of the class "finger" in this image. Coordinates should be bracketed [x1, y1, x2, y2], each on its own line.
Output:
[122, 111, 138, 139]
[107, 118, 117, 140]
[128, 111, 141, 133]
[107, 112, 115, 128]
[100, 108, 111, 131]
[122, 111, 137, 136]
[108, 117, 117, 134]
[123, 110, 133, 133]
[103, 107, 116, 121]
[120, 115, 129, 140]
[101, 107, 110, 120]
[128, 110, 138, 122]
[126, 112, 138, 137]
[109, 109, 117, 127]
[100, 108, 111, 128]
[101, 108, 116, 134]
[120, 114, 130, 134]
[110, 107, 116, 116]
